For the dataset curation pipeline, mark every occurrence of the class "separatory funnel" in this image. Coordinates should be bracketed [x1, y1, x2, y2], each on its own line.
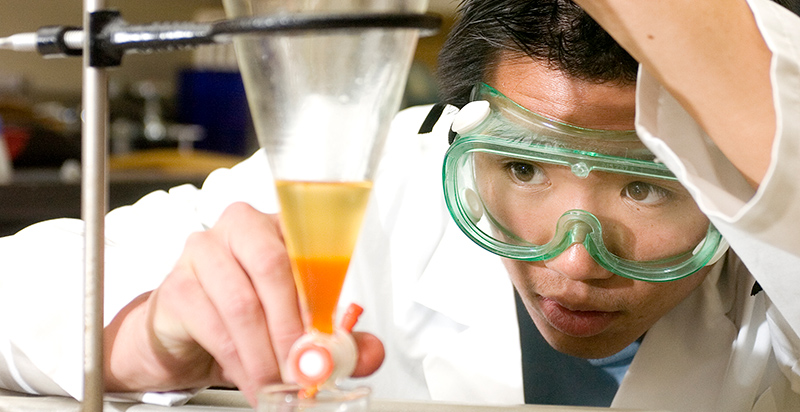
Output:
[221, 0, 433, 403]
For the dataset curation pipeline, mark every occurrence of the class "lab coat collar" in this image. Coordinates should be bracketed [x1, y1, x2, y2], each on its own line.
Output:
[414, 219, 524, 404]
[613, 258, 765, 412]
[414, 220, 511, 326]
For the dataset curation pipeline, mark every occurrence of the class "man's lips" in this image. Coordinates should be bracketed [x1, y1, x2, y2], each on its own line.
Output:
[537, 296, 620, 338]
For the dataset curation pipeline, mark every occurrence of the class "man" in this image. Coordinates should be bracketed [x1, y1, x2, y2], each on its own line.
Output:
[1, 0, 799, 411]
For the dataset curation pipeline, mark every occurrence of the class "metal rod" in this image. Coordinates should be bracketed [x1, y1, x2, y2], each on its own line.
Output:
[81, 0, 107, 410]
[0, 12, 441, 60]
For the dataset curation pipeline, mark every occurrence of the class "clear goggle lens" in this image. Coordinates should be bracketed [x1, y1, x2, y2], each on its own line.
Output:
[442, 84, 727, 282]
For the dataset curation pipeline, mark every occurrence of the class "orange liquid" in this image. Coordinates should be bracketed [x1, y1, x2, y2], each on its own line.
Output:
[275, 180, 372, 334]
[291, 256, 350, 333]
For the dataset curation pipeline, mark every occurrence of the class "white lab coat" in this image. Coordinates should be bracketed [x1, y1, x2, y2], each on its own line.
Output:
[0, 0, 799, 410]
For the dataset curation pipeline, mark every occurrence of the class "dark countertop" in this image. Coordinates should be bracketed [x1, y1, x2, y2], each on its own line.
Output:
[0, 168, 207, 237]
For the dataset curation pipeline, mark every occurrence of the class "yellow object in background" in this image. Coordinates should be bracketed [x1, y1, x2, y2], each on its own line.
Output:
[109, 148, 245, 179]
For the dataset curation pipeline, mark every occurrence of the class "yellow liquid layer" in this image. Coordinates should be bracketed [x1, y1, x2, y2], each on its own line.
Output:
[275, 180, 372, 334]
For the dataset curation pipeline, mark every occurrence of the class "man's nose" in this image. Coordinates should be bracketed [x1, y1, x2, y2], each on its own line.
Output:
[544, 243, 615, 281]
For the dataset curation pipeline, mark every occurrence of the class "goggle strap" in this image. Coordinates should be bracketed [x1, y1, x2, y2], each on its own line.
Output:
[418, 102, 448, 134]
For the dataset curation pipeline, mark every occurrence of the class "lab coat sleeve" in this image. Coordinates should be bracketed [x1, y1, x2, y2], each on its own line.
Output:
[0, 150, 276, 402]
[634, 0, 800, 390]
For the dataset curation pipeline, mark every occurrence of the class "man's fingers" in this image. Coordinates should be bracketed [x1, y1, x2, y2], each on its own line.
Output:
[150, 262, 249, 389]
[351, 332, 385, 377]
[186, 235, 280, 395]
[190, 204, 302, 396]
[218, 205, 304, 369]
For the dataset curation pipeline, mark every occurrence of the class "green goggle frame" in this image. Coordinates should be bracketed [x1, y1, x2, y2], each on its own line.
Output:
[441, 83, 728, 282]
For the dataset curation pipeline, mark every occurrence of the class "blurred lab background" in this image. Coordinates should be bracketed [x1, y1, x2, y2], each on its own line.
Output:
[0, 0, 456, 236]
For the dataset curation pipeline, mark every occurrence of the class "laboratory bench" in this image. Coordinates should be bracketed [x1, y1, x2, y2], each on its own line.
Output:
[0, 168, 207, 237]
[0, 388, 667, 412]
[0, 148, 247, 237]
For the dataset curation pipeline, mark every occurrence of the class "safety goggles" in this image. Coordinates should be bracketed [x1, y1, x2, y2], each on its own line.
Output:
[442, 83, 728, 282]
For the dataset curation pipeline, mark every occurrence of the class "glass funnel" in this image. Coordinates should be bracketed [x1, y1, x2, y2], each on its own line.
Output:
[222, 0, 429, 390]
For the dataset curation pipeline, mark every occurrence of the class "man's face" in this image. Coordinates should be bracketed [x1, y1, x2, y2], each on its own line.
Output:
[489, 56, 710, 359]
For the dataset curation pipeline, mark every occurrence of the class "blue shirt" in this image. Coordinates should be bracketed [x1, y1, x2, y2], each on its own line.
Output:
[515, 291, 639, 407]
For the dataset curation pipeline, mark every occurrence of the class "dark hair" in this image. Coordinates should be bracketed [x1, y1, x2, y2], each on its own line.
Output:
[437, 0, 638, 108]
[776, 0, 800, 14]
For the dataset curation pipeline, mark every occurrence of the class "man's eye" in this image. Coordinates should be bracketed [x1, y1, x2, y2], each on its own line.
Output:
[623, 181, 671, 204]
[507, 162, 545, 184]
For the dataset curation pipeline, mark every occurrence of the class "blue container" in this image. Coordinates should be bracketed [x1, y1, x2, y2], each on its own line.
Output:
[177, 69, 251, 156]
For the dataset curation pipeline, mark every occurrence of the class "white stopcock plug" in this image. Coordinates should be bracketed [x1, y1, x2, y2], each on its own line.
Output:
[451, 100, 490, 135]
[287, 304, 363, 389]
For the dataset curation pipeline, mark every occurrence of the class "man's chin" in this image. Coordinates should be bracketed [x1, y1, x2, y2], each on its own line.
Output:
[535, 321, 634, 359]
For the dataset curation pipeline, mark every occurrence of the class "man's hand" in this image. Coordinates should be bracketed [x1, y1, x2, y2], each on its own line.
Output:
[102, 202, 384, 406]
